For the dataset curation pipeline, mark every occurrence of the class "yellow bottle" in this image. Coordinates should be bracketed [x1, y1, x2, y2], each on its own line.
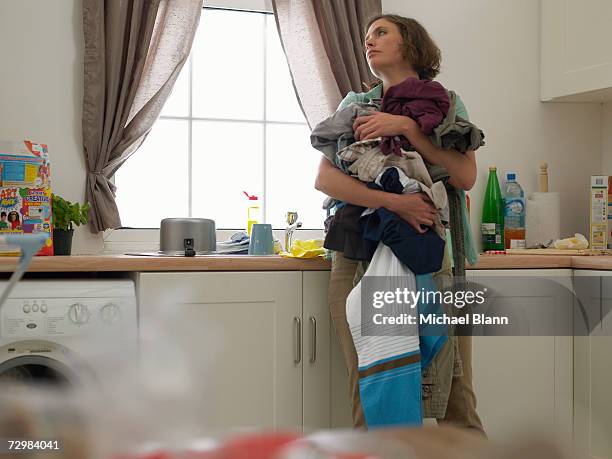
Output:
[243, 191, 261, 235]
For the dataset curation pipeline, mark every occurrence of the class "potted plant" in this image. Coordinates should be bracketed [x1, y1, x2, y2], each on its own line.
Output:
[51, 194, 90, 256]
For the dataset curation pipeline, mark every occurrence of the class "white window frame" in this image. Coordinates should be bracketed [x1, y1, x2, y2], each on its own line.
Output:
[104, 0, 325, 252]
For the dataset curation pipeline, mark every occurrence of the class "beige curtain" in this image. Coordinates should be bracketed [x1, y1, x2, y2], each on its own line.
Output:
[272, 0, 381, 128]
[82, 0, 202, 232]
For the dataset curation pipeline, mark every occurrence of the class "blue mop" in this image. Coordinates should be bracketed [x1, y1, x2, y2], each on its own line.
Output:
[0, 234, 48, 308]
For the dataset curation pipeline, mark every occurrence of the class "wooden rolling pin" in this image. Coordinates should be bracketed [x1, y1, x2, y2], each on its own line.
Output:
[539, 162, 548, 193]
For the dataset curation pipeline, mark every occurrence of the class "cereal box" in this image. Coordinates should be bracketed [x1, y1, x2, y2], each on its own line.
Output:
[590, 175, 612, 251]
[0, 141, 53, 255]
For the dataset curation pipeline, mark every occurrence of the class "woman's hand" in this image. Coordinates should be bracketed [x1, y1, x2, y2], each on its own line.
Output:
[353, 112, 418, 141]
[315, 157, 438, 233]
[386, 192, 438, 234]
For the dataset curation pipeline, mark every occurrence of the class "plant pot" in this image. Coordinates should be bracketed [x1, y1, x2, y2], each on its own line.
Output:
[53, 228, 74, 256]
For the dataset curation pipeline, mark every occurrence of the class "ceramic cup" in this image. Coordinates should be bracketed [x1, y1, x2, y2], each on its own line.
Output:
[248, 224, 274, 255]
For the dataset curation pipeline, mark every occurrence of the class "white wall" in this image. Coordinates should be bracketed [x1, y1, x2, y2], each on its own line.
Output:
[382, 0, 602, 247]
[602, 103, 612, 175]
[0, 0, 103, 254]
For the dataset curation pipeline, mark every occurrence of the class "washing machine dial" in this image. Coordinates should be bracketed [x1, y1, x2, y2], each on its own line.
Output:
[100, 303, 121, 324]
[68, 303, 90, 325]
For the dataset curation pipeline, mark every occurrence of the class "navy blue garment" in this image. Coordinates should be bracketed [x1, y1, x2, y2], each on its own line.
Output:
[361, 169, 446, 275]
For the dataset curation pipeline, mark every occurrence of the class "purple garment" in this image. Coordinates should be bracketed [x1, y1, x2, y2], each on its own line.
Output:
[381, 77, 450, 155]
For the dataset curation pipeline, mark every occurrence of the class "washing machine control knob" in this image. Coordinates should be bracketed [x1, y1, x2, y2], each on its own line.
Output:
[101, 303, 121, 324]
[68, 303, 90, 325]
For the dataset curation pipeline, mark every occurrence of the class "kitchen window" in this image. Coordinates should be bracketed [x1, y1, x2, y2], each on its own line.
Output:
[114, 6, 327, 230]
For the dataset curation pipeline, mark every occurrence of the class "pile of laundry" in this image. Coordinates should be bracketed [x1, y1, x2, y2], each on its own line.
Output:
[311, 76, 485, 427]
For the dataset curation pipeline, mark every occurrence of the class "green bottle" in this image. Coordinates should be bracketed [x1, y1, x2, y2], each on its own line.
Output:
[481, 166, 505, 251]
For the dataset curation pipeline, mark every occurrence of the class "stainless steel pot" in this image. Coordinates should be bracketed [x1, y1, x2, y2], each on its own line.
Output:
[159, 218, 216, 256]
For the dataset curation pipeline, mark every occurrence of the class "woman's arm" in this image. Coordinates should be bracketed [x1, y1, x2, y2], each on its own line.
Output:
[315, 157, 438, 232]
[353, 112, 477, 190]
[403, 126, 477, 191]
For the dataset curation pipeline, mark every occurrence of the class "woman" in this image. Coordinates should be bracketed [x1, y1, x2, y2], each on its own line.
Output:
[315, 15, 484, 433]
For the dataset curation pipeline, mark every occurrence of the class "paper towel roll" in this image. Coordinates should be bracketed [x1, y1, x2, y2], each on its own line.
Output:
[525, 192, 561, 246]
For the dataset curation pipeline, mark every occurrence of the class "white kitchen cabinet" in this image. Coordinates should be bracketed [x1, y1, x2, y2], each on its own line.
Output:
[541, 0, 612, 101]
[302, 272, 352, 431]
[468, 269, 574, 441]
[138, 267, 580, 437]
[138, 270, 351, 433]
[302, 271, 331, 432]
[573, 270, 612, 459]
[138, 272, 303, 430]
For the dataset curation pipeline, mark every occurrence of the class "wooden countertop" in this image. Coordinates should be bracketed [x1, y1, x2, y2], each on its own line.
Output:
[469, 255, 612, 270]
[0, 255, 332, 272]
[468, 254, 573, 270]
[1, 254, 612, 273]
[568, 256, 612, 270]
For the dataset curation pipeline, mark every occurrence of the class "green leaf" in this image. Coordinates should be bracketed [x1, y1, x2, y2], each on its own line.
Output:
[51, 194, 89, 230]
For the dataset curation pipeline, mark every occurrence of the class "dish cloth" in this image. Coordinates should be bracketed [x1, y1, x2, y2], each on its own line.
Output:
[280, 239, 326, 258]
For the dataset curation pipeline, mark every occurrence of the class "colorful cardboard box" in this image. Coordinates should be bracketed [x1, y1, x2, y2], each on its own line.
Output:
[0, 141, 53, 255]
[590, 175, 612, 251]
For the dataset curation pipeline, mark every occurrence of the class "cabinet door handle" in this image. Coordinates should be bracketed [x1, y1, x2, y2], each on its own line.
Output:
[294, 316, 302, 364]
[309, 316, 317, 363]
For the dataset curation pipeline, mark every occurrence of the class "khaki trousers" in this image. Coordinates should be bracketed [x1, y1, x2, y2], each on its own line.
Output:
[328, 251, 485, 434]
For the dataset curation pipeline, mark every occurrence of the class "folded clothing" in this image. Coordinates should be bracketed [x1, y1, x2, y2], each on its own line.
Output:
[310, 88, 484, 168]
[361, 168, 446, 275]
[361, 208, 445, 275]
[380, 77, 450, 155]
[324, 203, 371, 260]
[310, 101, 380, 167]
[337, 140, 449, 229]
[345, 242, 448, 427]
[346, 243, 423, 427]
[324, 168, 446, 274]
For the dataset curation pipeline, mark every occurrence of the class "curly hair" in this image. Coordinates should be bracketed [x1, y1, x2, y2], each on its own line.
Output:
[365, 14, 442, 81]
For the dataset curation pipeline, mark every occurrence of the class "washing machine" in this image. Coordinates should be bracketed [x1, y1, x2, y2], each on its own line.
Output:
[0, 279, 137, 386]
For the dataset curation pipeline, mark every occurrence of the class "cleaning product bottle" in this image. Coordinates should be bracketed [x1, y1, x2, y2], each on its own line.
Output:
[481, 166, 504, 251]
[243, 191, 261, 236]
[503, 172, 526, 249]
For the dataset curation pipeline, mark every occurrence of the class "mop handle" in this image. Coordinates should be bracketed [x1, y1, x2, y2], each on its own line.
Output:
[0, 234, 48, 308]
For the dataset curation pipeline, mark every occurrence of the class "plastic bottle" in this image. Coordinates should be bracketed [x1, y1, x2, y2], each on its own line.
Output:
[243, 191, 261, 236]
[481, 166, 505, 251]
[503, 172, 526, 249]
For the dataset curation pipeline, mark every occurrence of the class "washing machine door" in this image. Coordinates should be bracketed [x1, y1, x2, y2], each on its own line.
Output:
[0, 341, 91, 387]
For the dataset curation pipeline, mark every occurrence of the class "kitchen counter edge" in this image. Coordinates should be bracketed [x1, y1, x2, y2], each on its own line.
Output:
[0, 255, 331, 272]
[1, 254, 612, 273]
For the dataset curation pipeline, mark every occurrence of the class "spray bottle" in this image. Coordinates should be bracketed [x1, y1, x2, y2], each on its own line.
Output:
[243, 191, 261, 236]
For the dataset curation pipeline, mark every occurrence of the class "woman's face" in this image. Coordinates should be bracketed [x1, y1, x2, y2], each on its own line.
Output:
[364, 19, 406, 76]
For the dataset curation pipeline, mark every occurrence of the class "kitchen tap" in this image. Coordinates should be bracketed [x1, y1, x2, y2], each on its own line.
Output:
[285, 211, 302, 251]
